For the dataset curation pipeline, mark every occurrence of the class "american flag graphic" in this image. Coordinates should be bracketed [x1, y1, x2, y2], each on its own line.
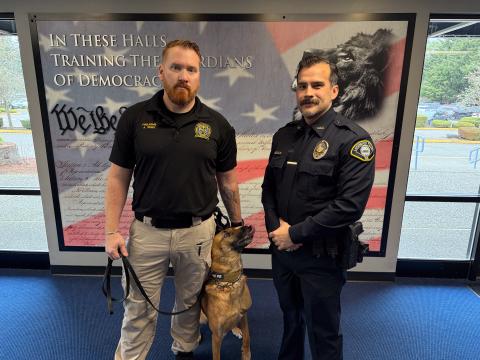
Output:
[36, 19, 409, 251]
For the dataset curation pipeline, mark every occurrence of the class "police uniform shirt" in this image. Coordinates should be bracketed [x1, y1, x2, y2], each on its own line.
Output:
[109, 90, 237, 219]
[261, 107, 375, 244]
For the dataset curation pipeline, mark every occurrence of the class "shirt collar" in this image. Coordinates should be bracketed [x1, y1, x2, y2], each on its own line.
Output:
[145, 89, 210, 121]
[308, 106, 337, 137]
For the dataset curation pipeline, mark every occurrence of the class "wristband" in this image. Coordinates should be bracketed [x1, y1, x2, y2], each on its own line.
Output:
[231, 219, 244, 227]
[106, 230, 119, 235]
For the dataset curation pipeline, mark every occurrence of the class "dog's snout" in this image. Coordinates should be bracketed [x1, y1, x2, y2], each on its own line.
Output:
[241, 225, 255, 237]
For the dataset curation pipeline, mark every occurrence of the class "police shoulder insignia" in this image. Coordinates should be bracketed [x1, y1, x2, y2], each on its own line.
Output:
[313, 140, 329, 160]
[350, 139, 375, 162]
[194, 122, 212, 140]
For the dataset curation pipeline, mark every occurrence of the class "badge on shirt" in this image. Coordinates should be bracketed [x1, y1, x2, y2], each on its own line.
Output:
[142, 122, 157, 129]
[194, 122, 212, 140]
[313, 140, 329, 160]
[350, 139, 375, 162]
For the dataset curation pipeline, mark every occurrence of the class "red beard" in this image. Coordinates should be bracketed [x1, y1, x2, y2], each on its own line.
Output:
[164, 83, 196, 106]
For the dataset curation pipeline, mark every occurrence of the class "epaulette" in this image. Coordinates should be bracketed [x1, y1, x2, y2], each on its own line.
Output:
[276, 119, 302, 133]
[334, 114, 368, 137]
[285, 119, 302, 127]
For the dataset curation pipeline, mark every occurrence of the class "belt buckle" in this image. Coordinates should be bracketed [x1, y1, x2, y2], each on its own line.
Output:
[192, 216, 202, 226]
[143, 216, 153, 226]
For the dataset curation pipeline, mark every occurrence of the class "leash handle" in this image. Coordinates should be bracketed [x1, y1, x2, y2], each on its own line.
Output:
[102, 257, 130, 314]
[213, 206, 230, 233]
[102, 208, 230, 314]
[102, 255, 198, 316]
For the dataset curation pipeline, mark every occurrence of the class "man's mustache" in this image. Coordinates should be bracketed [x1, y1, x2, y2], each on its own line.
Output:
[175, 82, 190, 90]
[300, 98, 319, 106]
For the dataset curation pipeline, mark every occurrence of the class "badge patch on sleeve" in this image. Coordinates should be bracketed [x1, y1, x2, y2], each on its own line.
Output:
[350, 140, 375, 162]
[194, 122, 212, 140]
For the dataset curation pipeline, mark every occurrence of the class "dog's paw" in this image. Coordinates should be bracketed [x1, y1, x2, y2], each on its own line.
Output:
[231, 327, 243, 339]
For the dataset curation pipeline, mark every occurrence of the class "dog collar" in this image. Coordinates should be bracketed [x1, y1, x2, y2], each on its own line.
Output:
[209, 270, 242, 284]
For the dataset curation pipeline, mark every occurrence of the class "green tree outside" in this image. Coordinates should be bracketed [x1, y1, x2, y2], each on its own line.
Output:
[420, 38, 480, 103]
[0, 35, 27, 128]
[459, 67, 480, 107]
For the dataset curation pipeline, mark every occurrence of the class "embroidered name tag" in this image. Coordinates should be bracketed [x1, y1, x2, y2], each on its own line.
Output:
[142, 122, 157, 129]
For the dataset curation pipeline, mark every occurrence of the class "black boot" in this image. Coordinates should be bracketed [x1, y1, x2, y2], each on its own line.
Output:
[175, 351, 194, 359]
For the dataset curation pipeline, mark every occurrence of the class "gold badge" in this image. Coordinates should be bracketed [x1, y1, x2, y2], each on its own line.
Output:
[350, 139, 375, 162]
[142, 122, 157, 129]
[313, 140, 329, 160]
[194, 122, 212, 140]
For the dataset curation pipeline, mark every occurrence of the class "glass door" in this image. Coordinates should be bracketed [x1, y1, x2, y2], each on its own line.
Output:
[0, 14, 48, 268]
[398, 16, 480, 279]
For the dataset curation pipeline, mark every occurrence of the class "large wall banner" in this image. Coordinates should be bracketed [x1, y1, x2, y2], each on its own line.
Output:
[30, 14, 415, 254]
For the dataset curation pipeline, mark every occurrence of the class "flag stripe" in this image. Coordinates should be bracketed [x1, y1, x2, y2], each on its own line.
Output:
[384, 38, 406, 97]
[265, 22, 333, 53]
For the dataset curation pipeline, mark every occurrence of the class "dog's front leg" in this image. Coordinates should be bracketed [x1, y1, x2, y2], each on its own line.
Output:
[239, 314, 251, 360]
[211, 332, 225, 360]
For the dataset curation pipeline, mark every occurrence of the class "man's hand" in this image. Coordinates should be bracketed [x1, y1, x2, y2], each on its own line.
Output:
[105, 232, 128, 260]
[269, 218, 302, 251]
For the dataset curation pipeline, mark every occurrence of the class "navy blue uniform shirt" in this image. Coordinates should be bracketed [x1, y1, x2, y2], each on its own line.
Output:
[261, 107, 375, 244]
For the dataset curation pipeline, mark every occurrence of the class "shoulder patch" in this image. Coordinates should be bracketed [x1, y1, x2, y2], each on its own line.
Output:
[350, 139, 375, 162]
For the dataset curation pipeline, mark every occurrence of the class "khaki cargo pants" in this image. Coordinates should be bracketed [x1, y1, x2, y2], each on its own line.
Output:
[114, 215, 215, 360]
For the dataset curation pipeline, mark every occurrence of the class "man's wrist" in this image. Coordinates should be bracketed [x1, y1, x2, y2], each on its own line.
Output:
[105, 230, 119, 236]
[288, 225, 301, 244]
[231, 219, 244, 227]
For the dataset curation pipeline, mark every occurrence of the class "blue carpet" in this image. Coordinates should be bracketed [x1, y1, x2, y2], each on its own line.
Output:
[0, 269, 479, 360]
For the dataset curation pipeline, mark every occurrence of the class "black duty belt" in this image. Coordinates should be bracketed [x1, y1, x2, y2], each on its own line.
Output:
[135, 212, 211, 229]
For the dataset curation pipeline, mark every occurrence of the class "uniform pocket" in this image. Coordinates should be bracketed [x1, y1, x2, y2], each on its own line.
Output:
[195, 216, 215, 267]
[269, 154, 286, 168]
[297, 160, 336, 199]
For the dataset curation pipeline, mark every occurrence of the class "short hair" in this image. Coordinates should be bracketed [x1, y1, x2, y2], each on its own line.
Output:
[296, 53, 339, 86]
[162, 39, 201, 62]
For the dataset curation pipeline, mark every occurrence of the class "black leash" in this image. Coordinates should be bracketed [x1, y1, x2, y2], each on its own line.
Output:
[102, 255, 198, 316]
[102, 206, 231, 315]
[213, 206, 230, 233]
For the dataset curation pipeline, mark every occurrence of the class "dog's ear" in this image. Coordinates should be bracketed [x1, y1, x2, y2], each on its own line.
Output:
[369, 29, 394, 73]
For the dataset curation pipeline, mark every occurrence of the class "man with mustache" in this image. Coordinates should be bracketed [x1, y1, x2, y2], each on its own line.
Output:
[262, 54, 375, 360]
[105, 40, 243, 360]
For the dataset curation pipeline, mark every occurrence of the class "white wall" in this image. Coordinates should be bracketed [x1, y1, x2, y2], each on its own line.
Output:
[3, 0, 480, 272]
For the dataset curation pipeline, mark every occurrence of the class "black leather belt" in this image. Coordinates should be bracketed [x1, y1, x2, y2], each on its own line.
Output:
[135, 212, 211, 229]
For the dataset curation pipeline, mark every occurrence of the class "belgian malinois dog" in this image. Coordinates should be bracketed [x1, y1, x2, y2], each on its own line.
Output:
[201, 225, 255, 360]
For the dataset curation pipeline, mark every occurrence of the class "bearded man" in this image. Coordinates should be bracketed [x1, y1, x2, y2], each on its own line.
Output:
[105, 39, 243, 360]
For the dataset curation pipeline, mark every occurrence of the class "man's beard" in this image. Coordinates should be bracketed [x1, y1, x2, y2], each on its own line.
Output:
[164, 82, 197, 106]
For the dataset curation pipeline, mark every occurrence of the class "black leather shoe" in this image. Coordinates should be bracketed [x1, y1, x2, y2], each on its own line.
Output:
[175, 351, 194, 359]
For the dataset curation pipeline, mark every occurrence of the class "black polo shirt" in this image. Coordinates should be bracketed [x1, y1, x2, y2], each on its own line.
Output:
[109, 90, 237, 219]
[261, 107, 375, 244]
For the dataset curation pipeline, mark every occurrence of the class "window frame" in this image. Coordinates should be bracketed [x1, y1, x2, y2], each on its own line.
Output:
[0, 13, 49, 269]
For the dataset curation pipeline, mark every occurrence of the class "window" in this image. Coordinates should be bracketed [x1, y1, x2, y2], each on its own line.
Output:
[399, 17, 480, 271]
[0, 15, 47, 252]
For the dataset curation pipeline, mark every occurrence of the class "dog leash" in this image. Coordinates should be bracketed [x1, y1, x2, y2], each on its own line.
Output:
[213, 207, 231, 233]
[102, 254, 199, 315]
[102, 207, 231, 315]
